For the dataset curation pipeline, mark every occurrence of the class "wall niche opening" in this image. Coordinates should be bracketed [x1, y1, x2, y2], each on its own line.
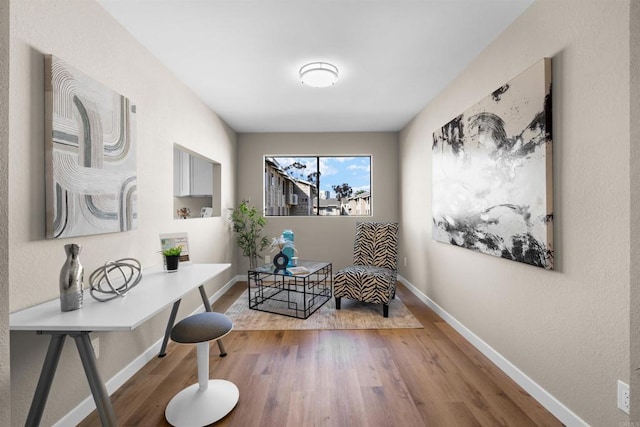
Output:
[173, 144, 221, 220]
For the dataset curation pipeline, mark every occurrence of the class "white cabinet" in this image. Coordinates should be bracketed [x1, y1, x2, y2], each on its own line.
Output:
[174, 149, 213, 196]
[189, 155, 213, 196]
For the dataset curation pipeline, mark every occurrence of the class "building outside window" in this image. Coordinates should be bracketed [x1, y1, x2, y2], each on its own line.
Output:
[264, 156, 371, 216]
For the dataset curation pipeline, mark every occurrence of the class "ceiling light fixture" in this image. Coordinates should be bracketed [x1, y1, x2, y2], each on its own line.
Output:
[299, 62, 339, 88]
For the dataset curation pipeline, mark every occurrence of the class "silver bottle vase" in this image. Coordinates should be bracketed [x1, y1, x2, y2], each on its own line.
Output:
[60, 243, 84, 312]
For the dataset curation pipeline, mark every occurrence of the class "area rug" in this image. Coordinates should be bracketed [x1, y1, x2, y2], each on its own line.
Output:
[224, 289, 423, 331]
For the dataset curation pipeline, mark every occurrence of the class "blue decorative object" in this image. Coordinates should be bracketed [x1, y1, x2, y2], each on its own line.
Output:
[282, 229, 295, 266]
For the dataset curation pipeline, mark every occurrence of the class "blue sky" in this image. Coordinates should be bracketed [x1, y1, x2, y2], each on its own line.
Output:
[272, 156, 371, 198]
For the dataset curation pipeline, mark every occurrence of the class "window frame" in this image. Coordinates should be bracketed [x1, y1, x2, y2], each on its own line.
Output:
[263, 155, 372, 217]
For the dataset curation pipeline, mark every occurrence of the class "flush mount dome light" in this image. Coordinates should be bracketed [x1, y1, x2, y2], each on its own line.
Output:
[299, 62, 339, 88]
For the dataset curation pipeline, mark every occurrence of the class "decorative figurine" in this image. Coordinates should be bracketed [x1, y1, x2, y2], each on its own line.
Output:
[59, 243, 84, 311]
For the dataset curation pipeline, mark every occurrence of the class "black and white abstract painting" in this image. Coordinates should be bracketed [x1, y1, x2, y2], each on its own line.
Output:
[432, 58, 553, 269]
[45, 55, 137, 239]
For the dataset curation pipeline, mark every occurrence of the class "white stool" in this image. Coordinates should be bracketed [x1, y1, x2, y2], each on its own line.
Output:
[165, 312, 239, 426]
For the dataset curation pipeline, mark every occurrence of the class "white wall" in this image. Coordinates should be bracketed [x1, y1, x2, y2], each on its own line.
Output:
[236, 132, 399, 272]
[8, 1, 237, 425]
[0, 0, 10, 422]
[630, 0, 640, 422]
[399, 0, 630, 425]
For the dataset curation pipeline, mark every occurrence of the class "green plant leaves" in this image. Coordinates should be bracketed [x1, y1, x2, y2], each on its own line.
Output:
[162, 246, 182, 256]
[230, 200, 269, 261]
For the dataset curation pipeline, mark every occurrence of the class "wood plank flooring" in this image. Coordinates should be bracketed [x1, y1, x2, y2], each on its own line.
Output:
[78, 282, 561, 426]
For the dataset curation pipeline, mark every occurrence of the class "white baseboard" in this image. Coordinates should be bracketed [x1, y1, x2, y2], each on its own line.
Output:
[54, 276, 239, 427]
[397, 275, 588, 427]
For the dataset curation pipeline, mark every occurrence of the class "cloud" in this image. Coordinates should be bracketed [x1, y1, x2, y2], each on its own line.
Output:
[347, 164, 370, 172]
[320, 158, 338, 176]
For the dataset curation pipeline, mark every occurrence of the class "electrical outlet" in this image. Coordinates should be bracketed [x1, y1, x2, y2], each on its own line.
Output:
[265, 255, 271, 264]
[404, 257, 407, 267]
[91, 337, 100, 359]
[618, 380, 630, 414]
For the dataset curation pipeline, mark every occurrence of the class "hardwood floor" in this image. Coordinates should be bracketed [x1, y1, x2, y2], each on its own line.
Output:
[78, 282, 561, 426]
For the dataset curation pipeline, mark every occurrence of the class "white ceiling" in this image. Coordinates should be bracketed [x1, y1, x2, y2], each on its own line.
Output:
[98, 0, 534, 133]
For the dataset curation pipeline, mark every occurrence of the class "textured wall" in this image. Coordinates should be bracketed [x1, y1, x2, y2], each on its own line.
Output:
[9, 1, 236, 425]
[630, 0, 640, 422]
[236, 132, 399, 272]
[0, 0, 10, 423]
[399, 0, 630, 425]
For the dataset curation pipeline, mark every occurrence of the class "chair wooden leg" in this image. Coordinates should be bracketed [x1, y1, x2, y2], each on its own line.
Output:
[335, 297, 341, 309]
[383, 304, 389, 318]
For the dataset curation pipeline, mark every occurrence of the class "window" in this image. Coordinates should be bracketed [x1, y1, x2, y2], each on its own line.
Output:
[264, 156, 371, 216]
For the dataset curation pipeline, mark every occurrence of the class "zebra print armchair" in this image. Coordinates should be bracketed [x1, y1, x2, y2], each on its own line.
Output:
[334, 222, 399, 317]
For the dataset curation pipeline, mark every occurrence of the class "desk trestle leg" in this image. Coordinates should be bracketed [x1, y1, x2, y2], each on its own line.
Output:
[72, 332, 117, 427]
[158, 300, 181, 357]
[25, 333, 66, 427]
[199, 285, 227, 357]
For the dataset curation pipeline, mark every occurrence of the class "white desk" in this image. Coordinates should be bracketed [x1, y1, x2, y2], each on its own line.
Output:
[10, 263, 231, 427]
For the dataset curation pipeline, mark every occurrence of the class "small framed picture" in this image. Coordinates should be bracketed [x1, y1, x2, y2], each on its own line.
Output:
[159, 232, 190, 263]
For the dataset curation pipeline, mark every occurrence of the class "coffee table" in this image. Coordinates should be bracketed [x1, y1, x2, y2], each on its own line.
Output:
[247, 260, 332, 319]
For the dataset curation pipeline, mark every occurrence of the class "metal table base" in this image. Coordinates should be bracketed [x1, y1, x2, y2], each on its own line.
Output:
[248, 261, 332, 319]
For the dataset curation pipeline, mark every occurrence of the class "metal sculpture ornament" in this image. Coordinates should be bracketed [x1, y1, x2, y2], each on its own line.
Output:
[89, 258, 142, 302]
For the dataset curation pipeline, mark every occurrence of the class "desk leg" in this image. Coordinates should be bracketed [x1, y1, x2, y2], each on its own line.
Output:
[25, 333, 66, 427]
[158, 300, 181, 357]
[199, 285, 212, 312]
[73, 332, 117, 427]
[198, 285, 227, 357]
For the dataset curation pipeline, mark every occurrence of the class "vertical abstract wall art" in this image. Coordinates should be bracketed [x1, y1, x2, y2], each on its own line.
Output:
[432, 58, 553, 269]
[44, 55, 137, 239]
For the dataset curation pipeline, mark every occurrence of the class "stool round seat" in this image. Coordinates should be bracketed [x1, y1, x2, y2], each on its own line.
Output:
[170, 312, 232, 344]
[165, 312, 239, 426]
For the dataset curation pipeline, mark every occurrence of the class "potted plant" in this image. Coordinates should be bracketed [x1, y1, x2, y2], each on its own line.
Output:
[162, 246, 182, 272]
[230, 200, 269, 270]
